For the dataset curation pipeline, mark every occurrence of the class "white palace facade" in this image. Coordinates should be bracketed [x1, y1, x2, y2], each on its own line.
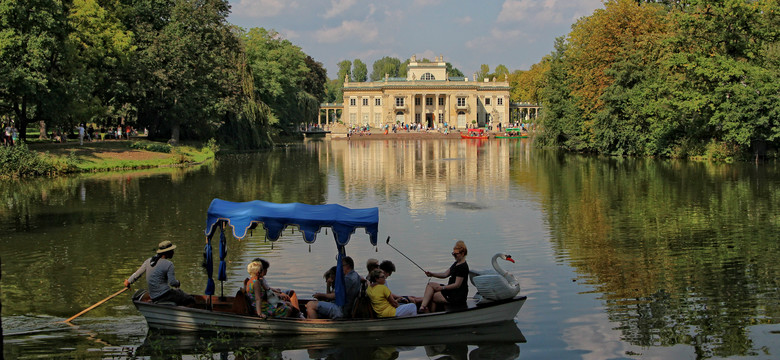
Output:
[334, 55, 511, 130]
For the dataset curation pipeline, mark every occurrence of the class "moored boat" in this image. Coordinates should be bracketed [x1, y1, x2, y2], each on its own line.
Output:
[460, 128, 490, 139]
[131, 198, 526, 334]
[494, 128, 528, 139]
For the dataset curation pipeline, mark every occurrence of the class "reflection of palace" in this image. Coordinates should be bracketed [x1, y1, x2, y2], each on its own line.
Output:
[341, 55, 511, 129]
[325, 140, 511, 213]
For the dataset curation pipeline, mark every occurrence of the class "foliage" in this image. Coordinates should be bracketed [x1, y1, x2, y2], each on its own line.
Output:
[130, 141, 172, 153]
[0, 0, 328, 153]
[370, 56, 402, 81]
[0, 142, 74, 178]
[351, 59, 367, 82]
[533, 0, 780, 160]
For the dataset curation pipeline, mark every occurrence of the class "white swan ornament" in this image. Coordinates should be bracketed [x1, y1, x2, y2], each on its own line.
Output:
[469, 253, 520, 303]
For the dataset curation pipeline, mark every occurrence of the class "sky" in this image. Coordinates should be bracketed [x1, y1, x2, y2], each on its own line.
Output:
[226, 0, 605, 80]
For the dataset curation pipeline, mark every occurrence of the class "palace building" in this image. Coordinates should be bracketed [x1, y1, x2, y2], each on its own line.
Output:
[338, 55, 510, 130]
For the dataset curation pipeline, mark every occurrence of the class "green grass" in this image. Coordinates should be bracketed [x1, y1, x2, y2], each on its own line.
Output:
[2, 140, 215, 178]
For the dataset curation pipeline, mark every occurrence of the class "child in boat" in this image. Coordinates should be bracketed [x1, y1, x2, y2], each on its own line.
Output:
[245, 260, 296, 318]
[366, 269, 417, 317]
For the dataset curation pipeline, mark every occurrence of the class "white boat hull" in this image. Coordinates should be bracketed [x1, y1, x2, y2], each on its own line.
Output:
[133, 295, 526, 334]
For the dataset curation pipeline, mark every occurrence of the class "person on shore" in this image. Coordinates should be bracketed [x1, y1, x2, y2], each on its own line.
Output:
[367, 269, 417, 318]
[419, 240, 469, 313]
[78, 124, 85, 145]
[125, 241, 195, 305]
[306, 256, 361, 319]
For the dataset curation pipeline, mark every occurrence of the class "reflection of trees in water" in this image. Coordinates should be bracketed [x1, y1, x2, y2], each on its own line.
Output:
[524, 151, 780, 357]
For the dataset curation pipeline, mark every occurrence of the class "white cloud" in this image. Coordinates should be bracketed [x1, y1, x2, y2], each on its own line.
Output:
[465, 27, 528, 51]
[497, 0, 602, 24]
[324, 0, 357, 19]
[314, 20, 379, 43]
[232, 0, 288, 17]
[455, 16, 472, 25]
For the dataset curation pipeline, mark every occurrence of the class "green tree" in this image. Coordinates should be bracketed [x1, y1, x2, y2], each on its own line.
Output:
[494, 64, 509, 81]
[446, 62, 464, 78]
[337, 60, 351, 82]
[0, 0, 71, 142]
[370, 56, 401, 81]
[352, 59, 367, 82]
[476, 64, 490, 82]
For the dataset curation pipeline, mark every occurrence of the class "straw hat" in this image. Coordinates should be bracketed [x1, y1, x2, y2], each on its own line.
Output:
[156, 240, 177, 253]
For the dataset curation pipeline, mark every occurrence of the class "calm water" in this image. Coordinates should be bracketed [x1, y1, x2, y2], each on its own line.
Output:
[2, 139, 779, 359]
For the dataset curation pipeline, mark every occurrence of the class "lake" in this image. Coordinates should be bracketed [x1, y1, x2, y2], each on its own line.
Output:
[2, 138, 779, 359]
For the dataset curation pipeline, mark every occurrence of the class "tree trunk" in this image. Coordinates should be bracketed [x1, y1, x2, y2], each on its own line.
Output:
[170, 122, 180, 145]
[38, 120, 48, 140]
[13, 97, 29, 142]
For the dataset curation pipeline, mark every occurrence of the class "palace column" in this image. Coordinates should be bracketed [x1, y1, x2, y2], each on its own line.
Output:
[409, 93, 415, 125]
[435, 93, 440, 129]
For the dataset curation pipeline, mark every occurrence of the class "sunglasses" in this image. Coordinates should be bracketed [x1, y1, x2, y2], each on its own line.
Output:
[452, 251, 461, 256]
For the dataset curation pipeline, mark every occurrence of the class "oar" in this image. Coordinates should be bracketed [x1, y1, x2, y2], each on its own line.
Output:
[62, 287, 129, 323]
[385, 236, 427, 274]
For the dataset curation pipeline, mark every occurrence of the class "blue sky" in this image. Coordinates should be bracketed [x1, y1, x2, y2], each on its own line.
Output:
[227, 0, 605, 79]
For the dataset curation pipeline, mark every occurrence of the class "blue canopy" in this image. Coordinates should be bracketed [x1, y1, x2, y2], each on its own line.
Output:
[202, 199, 379, 303]
[204, 198, 380, 246]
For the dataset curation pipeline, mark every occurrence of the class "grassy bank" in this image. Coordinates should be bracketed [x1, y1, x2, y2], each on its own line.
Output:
[0, 140, 216, 179]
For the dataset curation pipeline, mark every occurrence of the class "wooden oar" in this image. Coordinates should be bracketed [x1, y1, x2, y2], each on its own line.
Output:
[62, 287, 129, 323]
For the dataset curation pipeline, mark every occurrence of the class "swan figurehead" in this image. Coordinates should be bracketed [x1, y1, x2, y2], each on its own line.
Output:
[470, 253, 520, 303]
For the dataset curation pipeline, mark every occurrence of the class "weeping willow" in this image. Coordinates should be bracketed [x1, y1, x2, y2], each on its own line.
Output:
[217, 52, 274, 149]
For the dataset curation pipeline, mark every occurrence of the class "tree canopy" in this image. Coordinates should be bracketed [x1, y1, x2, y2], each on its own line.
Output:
[533, 0, 780, 160]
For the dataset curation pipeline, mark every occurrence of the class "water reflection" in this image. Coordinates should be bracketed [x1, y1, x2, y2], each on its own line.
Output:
[136, 321, 524, 359]
[2, 139, 779, 359]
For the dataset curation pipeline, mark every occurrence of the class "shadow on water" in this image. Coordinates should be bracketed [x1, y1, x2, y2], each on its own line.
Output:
[136, 321, 525, 359]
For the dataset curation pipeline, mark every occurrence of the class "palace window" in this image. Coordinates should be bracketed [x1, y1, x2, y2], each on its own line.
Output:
[439, 98, 444, 106]
[350, 98, 356, 106]
[457, 97, 466, 107]
[485, 98, 491, 105]
[375, 98, 381, 106]
[362, 98, 368, 106]
[426, 98, 433, 106]
[395, 97, 404, 106]
[415, 113, 421, 123]
[421, 73, 435, 80]
[415, 97, 421, 106]
[497, 97, 503, 105]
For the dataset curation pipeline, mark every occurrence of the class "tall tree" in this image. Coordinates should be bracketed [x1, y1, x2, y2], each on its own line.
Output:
[0, 0, 71, 141]
[446, 62, 464, 78]
[494, 64, 510, 81]
[370, 56, 401, 81]
[337, 59, 351, 83]
[476, 64, 490, 81]
[351, 59, 367, 82]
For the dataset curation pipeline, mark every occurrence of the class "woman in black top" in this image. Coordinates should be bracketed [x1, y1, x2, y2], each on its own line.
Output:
[419, 240, 469, 313]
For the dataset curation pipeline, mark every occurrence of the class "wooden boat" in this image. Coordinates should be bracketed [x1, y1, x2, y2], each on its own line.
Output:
[132, 199, 526, 334]
[460, 128, 490, 139]
[494, 128, 528, 139]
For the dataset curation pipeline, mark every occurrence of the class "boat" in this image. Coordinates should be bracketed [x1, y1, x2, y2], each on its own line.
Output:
[494, 128, 528, 139]
[460, 128, 490, 139]
[132, 198, 527, 334]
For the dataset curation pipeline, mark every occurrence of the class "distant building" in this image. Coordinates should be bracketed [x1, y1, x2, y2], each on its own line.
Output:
[341, 55, 510, 129]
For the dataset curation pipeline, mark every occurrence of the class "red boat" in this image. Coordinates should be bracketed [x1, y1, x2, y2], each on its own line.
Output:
[460, 128, 490, 140]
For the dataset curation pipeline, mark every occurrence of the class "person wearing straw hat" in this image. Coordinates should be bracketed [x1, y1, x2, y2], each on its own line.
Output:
[124, 240, 194, 305]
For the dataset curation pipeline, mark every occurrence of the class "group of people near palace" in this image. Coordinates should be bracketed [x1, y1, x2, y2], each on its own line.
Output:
[124, 240, 471, 320]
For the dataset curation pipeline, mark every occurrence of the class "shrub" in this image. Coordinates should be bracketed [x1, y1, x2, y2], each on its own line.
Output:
[0, 143, 71, 178]
[130, 141, 172, 153]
